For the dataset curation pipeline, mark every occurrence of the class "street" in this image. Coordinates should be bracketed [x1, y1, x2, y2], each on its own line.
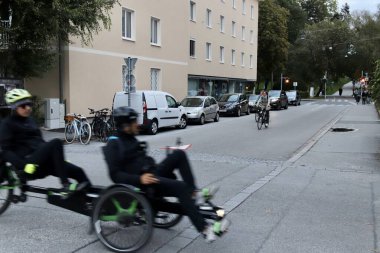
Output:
[1, 96, 380, 253]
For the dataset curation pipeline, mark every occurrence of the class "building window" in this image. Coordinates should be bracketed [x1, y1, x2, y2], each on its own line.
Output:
[220, 46, 225, 63]
[190, 1, 196, 21]
[249, 54, 253, 68]
[150, 68, 161, 91]
[242, 0, 246, 14]
[206, 42, 212, 60]
[250, 5, 254, 19]
[241, 52, 245, 66]
[150, 17, 161, 45]
[220, 15, 225, 33]
[190, 39, 196, 57]
[241, 26, 246, 41]
[122, 8, 135, 40]
[232, 0, 236, 9]
[231, 49, 236, 65]
[250, 30, 254, 44]
[206, 9, 212, 28]
[232, 21, 236, 37]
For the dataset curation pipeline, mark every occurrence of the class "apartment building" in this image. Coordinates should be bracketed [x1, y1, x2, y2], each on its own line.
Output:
[25, 0, 259, 114]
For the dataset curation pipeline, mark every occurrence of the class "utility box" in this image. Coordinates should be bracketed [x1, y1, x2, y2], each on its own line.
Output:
[44, 98, 60, 129]
[59, 104, 65, 128]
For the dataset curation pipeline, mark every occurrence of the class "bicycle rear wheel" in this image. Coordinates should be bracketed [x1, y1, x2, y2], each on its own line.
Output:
[257, 116, 263, 130]
[0, 168, 14, 215]
[64, 122, 76, 144]
[93, 186, 153, 253]
[79, 122, 92, 145]
[100, 122, 112, 143]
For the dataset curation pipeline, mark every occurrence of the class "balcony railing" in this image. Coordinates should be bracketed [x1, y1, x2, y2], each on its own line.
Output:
[0, 20, 10, 49]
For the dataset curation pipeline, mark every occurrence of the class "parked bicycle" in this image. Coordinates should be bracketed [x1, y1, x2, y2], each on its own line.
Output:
[88, 108, 111, 143]
[64, 113, 92, 144]
[257, 108, 269, 130]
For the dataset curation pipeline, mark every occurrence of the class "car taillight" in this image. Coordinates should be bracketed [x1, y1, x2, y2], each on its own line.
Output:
[143, 101, 147, 114]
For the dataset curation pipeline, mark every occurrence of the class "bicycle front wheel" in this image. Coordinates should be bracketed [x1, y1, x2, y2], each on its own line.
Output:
[80, 122, 92, 145]
[0, 168, 14, 215]
[64, 122, 76, 144]
[257, 116, 263, 130]
[255, 112, 259, 122]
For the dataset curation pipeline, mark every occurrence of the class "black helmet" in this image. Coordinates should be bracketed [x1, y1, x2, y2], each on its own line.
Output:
[113, 106, 138, 129]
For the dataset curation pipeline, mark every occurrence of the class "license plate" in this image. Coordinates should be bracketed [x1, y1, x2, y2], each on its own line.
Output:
[220, 109, 227, 113]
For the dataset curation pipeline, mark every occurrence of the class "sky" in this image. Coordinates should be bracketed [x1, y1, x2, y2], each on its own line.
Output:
[337, 0, 379, 13]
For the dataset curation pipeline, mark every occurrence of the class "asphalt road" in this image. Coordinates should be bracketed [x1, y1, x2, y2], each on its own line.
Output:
[0, 98, 362, 253]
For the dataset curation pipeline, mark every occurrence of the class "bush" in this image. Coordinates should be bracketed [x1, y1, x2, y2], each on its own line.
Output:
[371, 60, 380, 106]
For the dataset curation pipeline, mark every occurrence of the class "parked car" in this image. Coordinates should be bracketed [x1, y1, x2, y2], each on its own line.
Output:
[268, 90, 288, 110]
[113, 90, 187, 135]
[218, 93, 250, 117]
[286, 90, 301, 106]
[248, 94, 260, 112]
[181, 96, 220, 124]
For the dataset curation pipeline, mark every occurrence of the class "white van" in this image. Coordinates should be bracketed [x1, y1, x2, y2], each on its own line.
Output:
[112, 90, 187, 135]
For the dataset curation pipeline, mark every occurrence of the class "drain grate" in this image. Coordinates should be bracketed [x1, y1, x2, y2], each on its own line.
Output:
[330, 127, 356, 132]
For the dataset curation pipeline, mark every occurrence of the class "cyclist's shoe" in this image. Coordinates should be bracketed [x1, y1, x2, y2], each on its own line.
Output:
[60, 181, 90, 198]
[195, 187, 219, 204]
[265, 123, 268, 127]
[203, 219, 231, 243]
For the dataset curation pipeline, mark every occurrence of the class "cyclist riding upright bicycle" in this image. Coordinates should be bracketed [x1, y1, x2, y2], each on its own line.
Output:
[257, 90, 270, 127]
[103, 106, 229, 242]
[0, 89, 91, 196]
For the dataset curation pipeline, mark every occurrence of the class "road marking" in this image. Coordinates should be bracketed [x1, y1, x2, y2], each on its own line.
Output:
[155, 106, 351, 253]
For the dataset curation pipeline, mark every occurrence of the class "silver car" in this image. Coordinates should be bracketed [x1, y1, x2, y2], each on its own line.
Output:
[181, 96, 220, 125]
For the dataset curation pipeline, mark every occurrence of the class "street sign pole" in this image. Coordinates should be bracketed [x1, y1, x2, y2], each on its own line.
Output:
[280, 73, 283, 91]
[324, 71, 327, 100]
[128, 57, 132, 107]
[123, 57, 138, 107]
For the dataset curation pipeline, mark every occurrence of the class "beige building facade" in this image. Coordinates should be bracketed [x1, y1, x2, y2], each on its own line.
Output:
[25, 0, 259, 114]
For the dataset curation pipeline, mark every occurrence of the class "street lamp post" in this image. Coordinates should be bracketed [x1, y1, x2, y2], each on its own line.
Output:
[280, 73, 283, 91]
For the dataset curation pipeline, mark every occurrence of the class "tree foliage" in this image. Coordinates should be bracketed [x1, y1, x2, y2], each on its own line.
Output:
[0, 0, 118, 78]
[258, 0, 289, 82]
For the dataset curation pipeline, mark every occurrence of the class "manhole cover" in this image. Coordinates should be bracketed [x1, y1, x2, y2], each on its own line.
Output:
[330, 127, 356, 132]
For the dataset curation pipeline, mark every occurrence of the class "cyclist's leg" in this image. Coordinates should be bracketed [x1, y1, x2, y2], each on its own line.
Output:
[26, 139, 69, 185]
[266, 110, 270, 123]
[155, 177, 206, 232]
[156, 150, 196, 192]
[64, 162, 91, 184]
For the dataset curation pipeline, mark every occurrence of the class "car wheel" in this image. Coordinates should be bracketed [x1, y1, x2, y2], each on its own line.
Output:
[214, 112, 220, 122]
[298, 101, 301, 106]
[148, 120, 158, 135]
[199, 114, 205, 125]
[246, 108, 250, 115]
[284, 103, 288, 109]
[236, 109, 241, 117]
[178, 116, 187, 129]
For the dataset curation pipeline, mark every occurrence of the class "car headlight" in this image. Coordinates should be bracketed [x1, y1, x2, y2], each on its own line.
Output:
[271, 98, 278, 102]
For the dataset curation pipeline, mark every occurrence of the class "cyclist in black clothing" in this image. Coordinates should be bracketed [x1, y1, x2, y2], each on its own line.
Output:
[0, 89, 90, 195]
[103, 106, 228, 242]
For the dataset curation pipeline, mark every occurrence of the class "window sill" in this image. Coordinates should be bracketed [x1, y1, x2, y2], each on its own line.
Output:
[207, 26, 213, 29]
[151, 43, 161, 47]
[232, 35, 236, 38]
[190, 56, 197, 59]
[190, 19, 196, 23]
[122, 37, 136, 42]
[206, 59, 212, 62]
[220, 61, 225, 64]
[220, 31, 225, 34]
[232, 63, 236, 66]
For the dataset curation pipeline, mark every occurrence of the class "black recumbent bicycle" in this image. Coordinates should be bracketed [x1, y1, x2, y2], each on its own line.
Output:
[0, 142, 227, 253]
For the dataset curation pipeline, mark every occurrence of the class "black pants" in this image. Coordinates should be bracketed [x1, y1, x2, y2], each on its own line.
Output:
[265, 110, 270, 123]
[153, 150, 205, 232]
[25, 139, 89, 184]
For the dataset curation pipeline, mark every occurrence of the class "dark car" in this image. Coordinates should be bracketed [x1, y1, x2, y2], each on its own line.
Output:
[248, 94, 260, 112]
[218, 93, 250, 117]
[269, 90, 288, 110]
[286, 90, 301, 106]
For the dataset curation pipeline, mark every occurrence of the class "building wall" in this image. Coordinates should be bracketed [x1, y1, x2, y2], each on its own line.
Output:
[188, 0, 258, 80]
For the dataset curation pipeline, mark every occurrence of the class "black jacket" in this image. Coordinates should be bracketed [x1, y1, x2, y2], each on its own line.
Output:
[0, 114, 45, 169]
[103, 132, 153, 186]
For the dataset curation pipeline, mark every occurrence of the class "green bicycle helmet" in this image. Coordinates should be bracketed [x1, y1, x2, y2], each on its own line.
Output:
[5, 88, 32, 106]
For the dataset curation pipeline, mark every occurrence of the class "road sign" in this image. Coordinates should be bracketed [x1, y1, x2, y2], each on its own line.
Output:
[293, 82, 298, 87]
[124, 57, 137, 71]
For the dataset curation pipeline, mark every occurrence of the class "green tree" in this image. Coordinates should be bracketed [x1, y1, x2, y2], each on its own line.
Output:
[300, 0, 338, 24]
[371, 60, 380, 104]
[0, 0, 118, 78]
[258, 0, 289, 88]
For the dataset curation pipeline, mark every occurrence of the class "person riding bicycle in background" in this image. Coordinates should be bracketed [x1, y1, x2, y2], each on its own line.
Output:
[103, 107, 229, 242]
[0, 89, 90, 196]
[257, 90, 270, 127]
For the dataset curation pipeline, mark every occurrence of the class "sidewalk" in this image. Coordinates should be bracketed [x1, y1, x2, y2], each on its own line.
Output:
[333, 81, 353, 97]
[41, 128, 65, 141]
[184, 104, 380, 252]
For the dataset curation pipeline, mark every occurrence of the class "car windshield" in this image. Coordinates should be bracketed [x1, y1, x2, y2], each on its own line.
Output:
[181, 98, 204, 107]
[269, 91, 281, 97]
[287, 91, 296, 96]
[249, 95, 259, 101]
[219, 94, 239, 102]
